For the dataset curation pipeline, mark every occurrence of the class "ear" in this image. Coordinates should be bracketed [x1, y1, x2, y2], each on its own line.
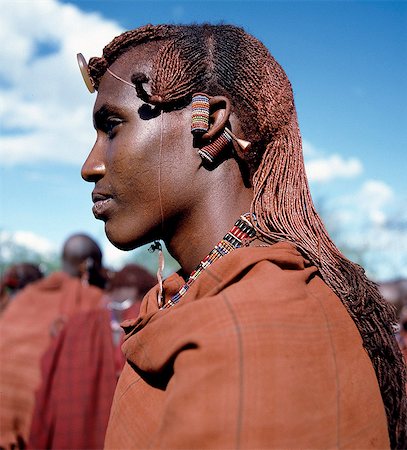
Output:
[78, 257, 94, 282]
[201, 96, 231, 140]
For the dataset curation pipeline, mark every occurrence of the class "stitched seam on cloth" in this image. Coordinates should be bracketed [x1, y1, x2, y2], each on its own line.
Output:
[310, 291, 340, 448]
[220, 290, 244, 450]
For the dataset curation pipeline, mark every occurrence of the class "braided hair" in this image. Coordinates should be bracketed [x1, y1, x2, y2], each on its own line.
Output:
[88, 24, 407, 448]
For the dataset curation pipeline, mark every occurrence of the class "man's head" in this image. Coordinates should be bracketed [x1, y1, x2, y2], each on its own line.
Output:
[1, 263, 43, 297]
[86, 24, 297, 179]
[106, 263, 156, 303]
[81, 24, 311, 254]
[62, 233, 104, 287]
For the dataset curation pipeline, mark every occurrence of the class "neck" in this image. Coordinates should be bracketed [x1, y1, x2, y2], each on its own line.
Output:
[165, 170, 253, 276]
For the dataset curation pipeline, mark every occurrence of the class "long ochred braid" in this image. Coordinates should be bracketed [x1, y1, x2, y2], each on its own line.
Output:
[88, 24, 407, 448]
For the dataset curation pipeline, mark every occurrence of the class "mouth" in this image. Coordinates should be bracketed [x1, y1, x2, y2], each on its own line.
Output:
[92, 192, 113, 219]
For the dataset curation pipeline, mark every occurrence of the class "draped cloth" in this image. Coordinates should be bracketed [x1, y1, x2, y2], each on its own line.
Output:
[105, 243, 389, 449]
[0, 272, 103, 449]
[28, 303, 140, 450]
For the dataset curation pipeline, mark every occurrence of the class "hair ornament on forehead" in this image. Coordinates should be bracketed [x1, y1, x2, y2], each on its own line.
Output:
[106, 67, 136, 89]
[77, 53, 95, 93]
[76, 53, 164, 105]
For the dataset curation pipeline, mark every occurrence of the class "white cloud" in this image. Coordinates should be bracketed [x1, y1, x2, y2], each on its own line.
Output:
[0, 230, 56, 257]
[302, 139, 319, 157]
[305, 154, 363, 183]
[320, 180, 407, 281]
[0, 0, 123, 167]
[329, 180, 394, 229]
[0, 228, 129, 269]
[353, 180, 394, 226]
[358, 180, 393, 205]
[13, 231, 56, 254]
[102, 242, 128, 269]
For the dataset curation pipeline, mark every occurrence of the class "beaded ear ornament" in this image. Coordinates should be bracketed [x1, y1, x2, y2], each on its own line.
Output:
[191, 93, 251, 163]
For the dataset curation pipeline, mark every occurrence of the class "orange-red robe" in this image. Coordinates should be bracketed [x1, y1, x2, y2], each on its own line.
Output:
[29, 302, 141, 450]
[105, 243, 389, 449]
[0, 272, 103, 449]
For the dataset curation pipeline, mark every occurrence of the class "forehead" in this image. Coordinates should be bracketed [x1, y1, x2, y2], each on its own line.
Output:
[94, 42, 162, 111]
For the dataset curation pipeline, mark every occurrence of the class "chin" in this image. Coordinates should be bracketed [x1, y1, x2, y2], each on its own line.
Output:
[105, 223, 153, 251]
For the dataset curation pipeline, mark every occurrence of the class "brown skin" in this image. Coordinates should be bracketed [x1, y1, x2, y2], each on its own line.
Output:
[82, 43, 253, 276]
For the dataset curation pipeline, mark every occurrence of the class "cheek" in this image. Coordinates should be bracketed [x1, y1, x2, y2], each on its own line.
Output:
[108, 129, 160, 199]
[157, 146, 204, 220]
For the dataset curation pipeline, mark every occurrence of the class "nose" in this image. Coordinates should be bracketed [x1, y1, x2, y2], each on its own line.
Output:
[81, 139, 106, 182]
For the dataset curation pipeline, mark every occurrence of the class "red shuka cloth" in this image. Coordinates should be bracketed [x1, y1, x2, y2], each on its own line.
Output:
[0, 272, 103, 449]
[29, 303, 140, 450]
[105, 243, 390, 449]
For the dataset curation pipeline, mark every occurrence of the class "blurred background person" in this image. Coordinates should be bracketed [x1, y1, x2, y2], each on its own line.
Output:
[29, 264, 155, 450]
[0, 233, 106, 450]
[398, 308, 407, 354]
[378, 279, 407, 320]
[0, 263, 44, 315]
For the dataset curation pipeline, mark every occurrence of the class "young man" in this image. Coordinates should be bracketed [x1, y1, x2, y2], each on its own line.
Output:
[79, 24, 406, 448]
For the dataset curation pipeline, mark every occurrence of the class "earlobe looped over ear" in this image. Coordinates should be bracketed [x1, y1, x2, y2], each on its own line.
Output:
[191, 93, 232, 163]
[191, 92, 251, 163]
[198, 130, 232, 163]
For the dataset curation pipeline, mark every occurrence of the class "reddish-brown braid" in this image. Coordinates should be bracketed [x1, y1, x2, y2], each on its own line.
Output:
[88, 24, 406, 448]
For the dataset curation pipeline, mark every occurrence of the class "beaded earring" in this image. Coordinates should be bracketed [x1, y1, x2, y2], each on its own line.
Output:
[198, 131, 233, 163]
[191, 93, 210, 134]
[191, 93, 251, 163]
[191, 93, 232, 163]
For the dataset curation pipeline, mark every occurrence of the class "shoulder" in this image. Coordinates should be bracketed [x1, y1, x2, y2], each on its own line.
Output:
[185, 243, 319, 312]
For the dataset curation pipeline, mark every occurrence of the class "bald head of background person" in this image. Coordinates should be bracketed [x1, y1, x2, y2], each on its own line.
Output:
[61, 233, 106, 288]
[0, 233, 106, 449]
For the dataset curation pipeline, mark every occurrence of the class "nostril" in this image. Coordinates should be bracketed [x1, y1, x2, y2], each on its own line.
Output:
[81, 163, 105, 182]
[81, 147, 106, 182]
[81, 165, 92, 182]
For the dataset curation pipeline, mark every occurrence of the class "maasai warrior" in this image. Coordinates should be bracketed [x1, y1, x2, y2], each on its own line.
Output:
[0, 233, 105, 449]
[29, 264, 156, 450]
[79, 24, 407, 449]
[0, 263, 43, 315]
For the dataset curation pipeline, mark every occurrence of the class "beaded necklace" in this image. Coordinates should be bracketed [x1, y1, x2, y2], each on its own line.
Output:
[161, 213, 256, 309]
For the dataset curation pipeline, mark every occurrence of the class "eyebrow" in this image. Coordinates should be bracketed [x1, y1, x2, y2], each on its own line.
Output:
[93, 104, 123, 130]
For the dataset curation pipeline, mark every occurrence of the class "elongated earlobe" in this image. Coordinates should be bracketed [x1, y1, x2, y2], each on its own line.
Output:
[191, 92, 251, 163]
[191, 92, 230, 163]
[198, 131, 233, 163]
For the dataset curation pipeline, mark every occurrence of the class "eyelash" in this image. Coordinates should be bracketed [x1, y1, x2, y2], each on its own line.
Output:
[104, 117, 123, 139]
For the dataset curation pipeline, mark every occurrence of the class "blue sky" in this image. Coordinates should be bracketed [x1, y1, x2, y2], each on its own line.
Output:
[1, 0, 406, 280]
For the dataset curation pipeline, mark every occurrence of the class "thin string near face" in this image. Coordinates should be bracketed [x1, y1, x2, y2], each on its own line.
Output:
[158, 110, 165, 234]
[156, 109, 165, 307]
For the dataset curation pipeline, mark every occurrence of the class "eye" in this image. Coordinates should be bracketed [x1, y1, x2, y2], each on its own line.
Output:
[104, 117, 123, 139]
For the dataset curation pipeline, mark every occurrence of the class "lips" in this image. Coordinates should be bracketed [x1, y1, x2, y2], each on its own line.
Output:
[92, 191, 113, 219]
